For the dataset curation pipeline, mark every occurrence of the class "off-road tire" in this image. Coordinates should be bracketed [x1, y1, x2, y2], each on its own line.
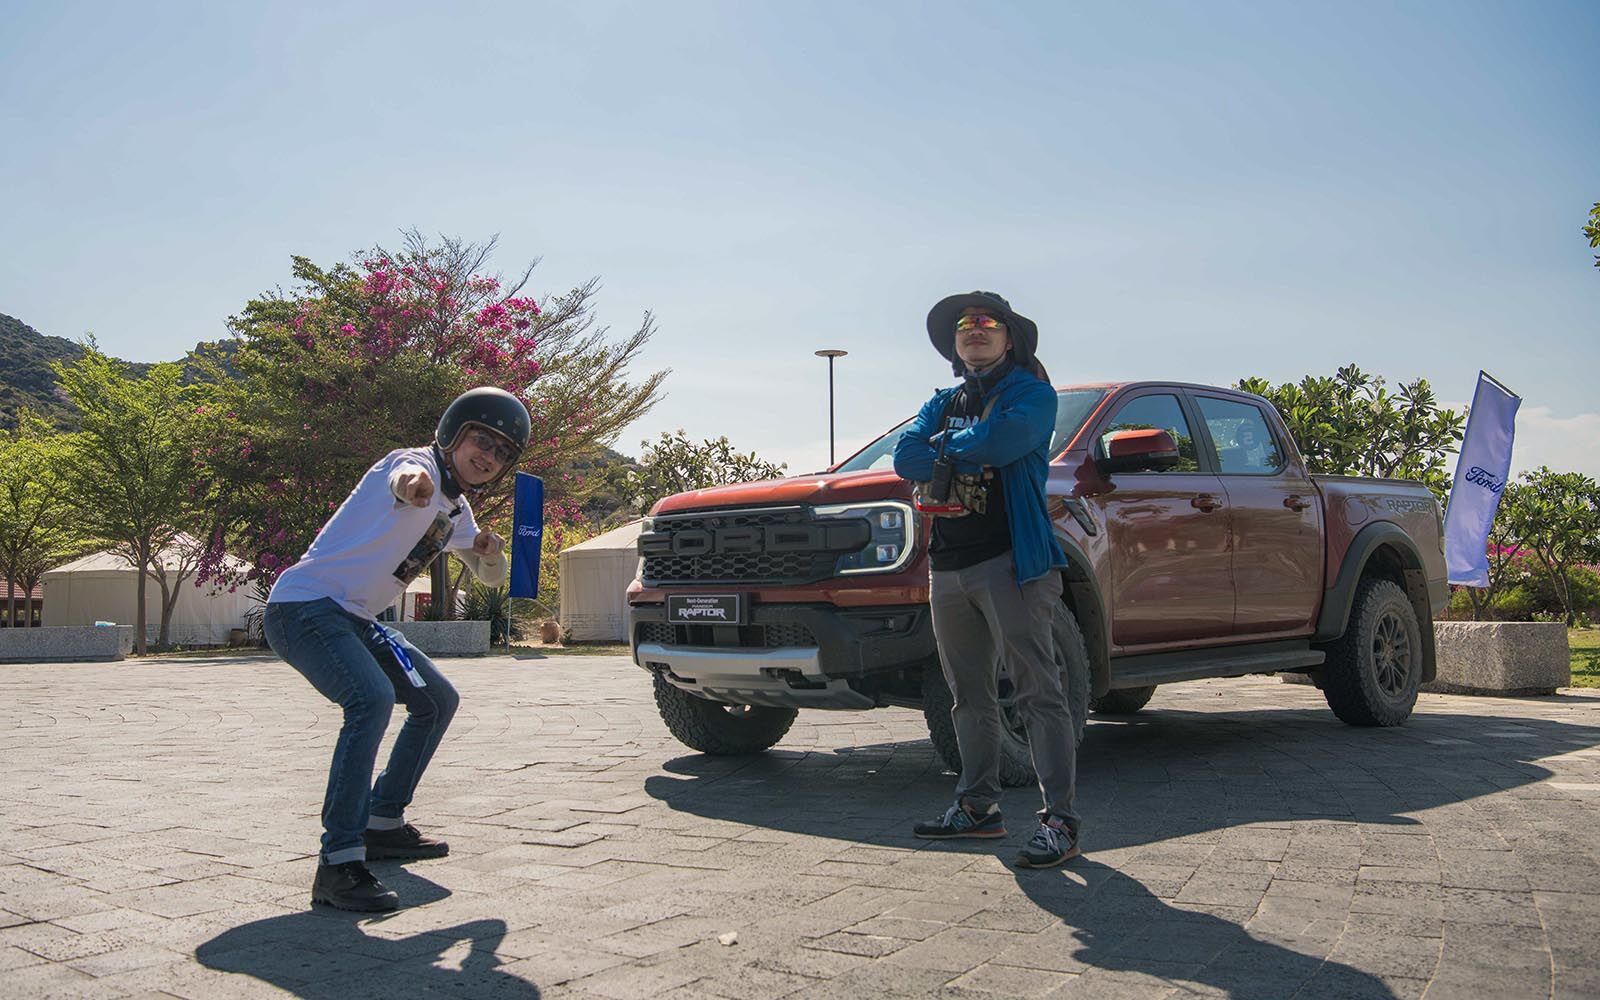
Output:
[651, 675, 798, 754]
[922, 603, 1092, 788]
[1089, 686, 1157, 715]
[1319, 577, 1422, 727]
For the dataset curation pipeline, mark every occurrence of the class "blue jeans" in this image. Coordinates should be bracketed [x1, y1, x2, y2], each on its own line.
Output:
[263, 599, 459, 865]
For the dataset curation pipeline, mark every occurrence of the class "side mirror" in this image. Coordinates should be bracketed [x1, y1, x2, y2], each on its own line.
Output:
[1095, 428, 1181, 475]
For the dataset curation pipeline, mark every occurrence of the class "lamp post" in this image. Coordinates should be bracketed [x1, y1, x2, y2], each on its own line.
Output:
[815, 349, 848, 467]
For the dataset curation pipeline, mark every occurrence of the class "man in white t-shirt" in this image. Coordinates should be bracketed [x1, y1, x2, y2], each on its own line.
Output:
[264, 387, 531, 912]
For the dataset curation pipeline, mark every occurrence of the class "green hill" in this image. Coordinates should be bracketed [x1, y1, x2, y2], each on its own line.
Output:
[0, 312, 225, 432]
[0, 312, 88, 431]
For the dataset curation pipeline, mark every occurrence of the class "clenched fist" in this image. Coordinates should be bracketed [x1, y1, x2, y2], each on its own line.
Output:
[394, 469, 435, 507]
[472, 531, 505, 557]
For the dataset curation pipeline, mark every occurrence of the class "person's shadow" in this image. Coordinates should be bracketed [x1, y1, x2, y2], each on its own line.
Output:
[641, 706, 1600, 999]
[1010, 858, 1386, 997]
[196, 867, 541, 998]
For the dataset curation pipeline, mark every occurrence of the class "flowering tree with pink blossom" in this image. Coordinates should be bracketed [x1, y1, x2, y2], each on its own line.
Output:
[195, 231, 667, 610]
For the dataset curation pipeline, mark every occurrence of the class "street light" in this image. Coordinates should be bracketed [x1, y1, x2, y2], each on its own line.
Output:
[815, 349, 848, 467]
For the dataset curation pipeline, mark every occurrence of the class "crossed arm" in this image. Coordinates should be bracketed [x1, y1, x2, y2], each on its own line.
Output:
[893, 380, 1058, 480]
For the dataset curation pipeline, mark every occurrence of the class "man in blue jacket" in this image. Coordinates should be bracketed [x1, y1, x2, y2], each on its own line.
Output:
[893, 290, 1080, 868]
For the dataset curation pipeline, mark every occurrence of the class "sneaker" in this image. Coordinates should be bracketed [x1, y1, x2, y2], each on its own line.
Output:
[914, 801, 1006, 839]
[364, 823, 450, 860]
[1015, 815, 1080, 868]
[311, 861, 399, 912]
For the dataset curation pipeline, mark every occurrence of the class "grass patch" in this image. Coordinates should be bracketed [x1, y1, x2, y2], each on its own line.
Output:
[507, 641, 632, 658]
[1571, 628, 1600, 688]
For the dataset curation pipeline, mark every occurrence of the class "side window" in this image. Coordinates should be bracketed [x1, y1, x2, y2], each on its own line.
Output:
[1098, 393, 1199, 472]
[1196, 397, 1283, 474]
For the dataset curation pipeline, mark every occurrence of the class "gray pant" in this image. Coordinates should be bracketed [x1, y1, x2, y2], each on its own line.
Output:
[930, 552, 1079, 832]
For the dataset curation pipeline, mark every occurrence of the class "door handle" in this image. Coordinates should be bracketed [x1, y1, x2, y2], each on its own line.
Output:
[1191, 494, 1222, 512]
[1283, 495, 1312, 511]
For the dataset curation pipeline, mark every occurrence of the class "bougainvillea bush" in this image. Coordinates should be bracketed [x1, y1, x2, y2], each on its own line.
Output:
[195, 231, 666, 597]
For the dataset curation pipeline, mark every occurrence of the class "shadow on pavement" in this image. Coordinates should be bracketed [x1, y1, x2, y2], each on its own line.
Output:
[643, 707, 1600, 999]
[196, 867, 542, 998]
[1011, 859, 1390, 997]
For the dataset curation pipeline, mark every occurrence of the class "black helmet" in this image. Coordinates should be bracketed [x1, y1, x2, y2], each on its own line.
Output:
[437, 386, 531, 463]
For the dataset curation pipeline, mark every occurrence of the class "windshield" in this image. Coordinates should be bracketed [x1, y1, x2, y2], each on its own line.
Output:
[833, 388, 1110, 473]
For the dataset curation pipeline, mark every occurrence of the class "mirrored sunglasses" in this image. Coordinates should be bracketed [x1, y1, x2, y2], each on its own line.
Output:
[955, 314, 1005, 332]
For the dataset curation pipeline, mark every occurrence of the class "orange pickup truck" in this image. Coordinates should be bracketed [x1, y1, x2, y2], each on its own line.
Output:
[628, 381, 1447, 783]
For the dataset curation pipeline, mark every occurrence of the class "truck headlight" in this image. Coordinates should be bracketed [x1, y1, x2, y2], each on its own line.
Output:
[813, 500, 916, 575]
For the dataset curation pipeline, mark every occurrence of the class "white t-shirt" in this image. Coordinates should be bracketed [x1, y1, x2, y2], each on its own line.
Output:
[268, 447, 480, 620]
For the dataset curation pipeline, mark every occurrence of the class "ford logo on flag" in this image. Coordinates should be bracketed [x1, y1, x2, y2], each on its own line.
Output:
[1463, 466, 1505, 494]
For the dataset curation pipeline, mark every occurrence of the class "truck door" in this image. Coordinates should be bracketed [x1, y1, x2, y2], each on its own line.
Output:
[1086, 391, 1235, 646]
[1193, 393, 1322, 634]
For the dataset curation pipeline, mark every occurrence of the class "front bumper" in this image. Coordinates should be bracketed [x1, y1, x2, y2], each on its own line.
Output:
[628, 601, 936, 710]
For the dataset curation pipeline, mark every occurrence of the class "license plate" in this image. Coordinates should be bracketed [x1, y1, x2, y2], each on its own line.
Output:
[666, 594, 744, 625]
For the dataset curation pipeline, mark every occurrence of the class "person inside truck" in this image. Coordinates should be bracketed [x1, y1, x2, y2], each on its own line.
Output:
[1234, 421, 1280, 471]
[892, 290, 1081, 868]
[263, 387, 530, 912]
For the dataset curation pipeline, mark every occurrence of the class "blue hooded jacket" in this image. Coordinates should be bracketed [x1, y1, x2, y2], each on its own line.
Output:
[893, 367, 1067, 585]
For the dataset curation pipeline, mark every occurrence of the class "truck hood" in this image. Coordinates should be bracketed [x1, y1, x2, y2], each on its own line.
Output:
[652, 469, 912, 515]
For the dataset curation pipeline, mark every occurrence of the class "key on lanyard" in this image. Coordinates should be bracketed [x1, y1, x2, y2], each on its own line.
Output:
[370, 623, 427, 688]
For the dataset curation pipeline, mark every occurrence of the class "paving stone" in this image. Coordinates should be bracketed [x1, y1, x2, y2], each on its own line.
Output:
[883, 927, 1032, 974]
[2, 657, 1599, 998]
[945, 960, 1073, 996]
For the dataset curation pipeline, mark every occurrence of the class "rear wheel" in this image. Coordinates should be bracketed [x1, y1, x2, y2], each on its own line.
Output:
[1319, 577, 1421, 727]
[1089, 686, 1157, 715]
[651, 675, 798, 754]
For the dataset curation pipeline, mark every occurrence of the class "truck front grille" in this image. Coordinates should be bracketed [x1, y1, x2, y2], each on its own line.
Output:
[639, 505, 861, 586]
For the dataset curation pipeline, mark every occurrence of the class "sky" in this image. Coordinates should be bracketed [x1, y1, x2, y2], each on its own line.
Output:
[2, 1, 1596, 479]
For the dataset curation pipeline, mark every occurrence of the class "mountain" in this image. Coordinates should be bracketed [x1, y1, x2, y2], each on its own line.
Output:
[0, 313, 91, 431]
[0, 312, 213, 432]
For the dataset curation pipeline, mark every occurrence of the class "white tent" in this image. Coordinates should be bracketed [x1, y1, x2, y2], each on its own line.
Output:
[43, 540, 257, 646]
[557, 519, 643, 641]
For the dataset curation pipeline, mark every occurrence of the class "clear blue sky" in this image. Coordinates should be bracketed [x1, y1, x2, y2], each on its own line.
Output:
[3, 1, 1596, 476]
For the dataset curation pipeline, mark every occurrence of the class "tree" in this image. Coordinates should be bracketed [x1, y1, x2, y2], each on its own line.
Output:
[128, 532, 207, 649]
[51, 346, 210, 654]
[626, 429, 788, 515]
[1237, 365, 1465, 498]
[1497, 467, 1600, 626]
[194, 231, 668, 613]
[0, 411, 83, 627]
[1586, 201, 1600, 270]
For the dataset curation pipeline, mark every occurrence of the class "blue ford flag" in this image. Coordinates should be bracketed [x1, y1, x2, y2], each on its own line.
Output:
[510, 472, 544, 598]
[1444, 372, 1521, 586]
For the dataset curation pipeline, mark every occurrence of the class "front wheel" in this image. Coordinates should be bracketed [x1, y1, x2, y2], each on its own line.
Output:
[651, 675, 798, 754]
[1319, 577, 1422, 727]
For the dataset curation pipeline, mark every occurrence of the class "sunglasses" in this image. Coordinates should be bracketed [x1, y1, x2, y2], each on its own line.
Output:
[955, 314, 1005, 332]
[465, 428, 519, 465]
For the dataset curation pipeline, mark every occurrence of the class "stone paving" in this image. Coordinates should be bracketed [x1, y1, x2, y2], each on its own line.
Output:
[2, 652, 1599, 999]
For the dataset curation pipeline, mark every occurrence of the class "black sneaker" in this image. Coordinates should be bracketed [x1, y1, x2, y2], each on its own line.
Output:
[914, 801, 1006, 839]
[312, 861, 399, 912]
[364, 823, 450, 860]
[1015, 815, 1080, 868]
